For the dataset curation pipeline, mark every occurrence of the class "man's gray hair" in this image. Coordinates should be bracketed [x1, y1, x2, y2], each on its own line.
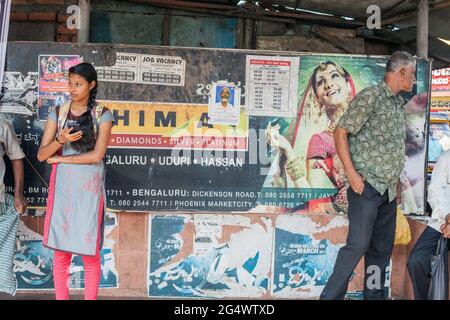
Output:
[386, 51, 416, 72]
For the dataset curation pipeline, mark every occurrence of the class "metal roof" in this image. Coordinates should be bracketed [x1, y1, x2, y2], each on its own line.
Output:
[130, 1, 450, 67]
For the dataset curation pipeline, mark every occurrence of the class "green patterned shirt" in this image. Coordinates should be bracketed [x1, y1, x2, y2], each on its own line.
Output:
[338, 80, 406, 202]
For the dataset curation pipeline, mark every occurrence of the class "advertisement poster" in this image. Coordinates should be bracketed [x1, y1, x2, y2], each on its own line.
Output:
[0, 71, 37, 115]
[37, 54, 81, 120]
[14, 220, 54, 290]
[208, 81, 241, 126]
[4, 44, 431, 215]
[245, 55, 299, 117]
[428, 114, 450, 163]
[272, 215, 391, 299]
[148, 214, 273, 298]
[98, 55, 429, 214]
[258, 55, 430, 215]
[431, 95, 450, 109]
[105, 101, 248, 150]
[14, 212, 119, 290]
[431, 67, 450, 92]
[96, 52, 186, 86]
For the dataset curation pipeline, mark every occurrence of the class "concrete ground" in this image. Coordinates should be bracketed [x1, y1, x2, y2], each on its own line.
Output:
[0, 292, 150, 300]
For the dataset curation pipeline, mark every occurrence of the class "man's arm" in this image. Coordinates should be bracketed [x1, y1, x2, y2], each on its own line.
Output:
[11, 158, 26, 214]
[429, 152, 450, 237]
[334, 127, 364, 195]
[2, 119, 26, 214]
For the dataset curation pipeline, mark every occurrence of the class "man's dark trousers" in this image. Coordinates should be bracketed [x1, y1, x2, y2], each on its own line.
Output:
[407, 226, 450, 300]
[320, 181, 397, 300]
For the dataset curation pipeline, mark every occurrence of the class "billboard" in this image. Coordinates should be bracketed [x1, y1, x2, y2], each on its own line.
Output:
[2, 43, 431, 215]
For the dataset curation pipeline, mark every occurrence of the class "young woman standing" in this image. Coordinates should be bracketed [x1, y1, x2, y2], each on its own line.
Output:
[37, 62, 114, 300]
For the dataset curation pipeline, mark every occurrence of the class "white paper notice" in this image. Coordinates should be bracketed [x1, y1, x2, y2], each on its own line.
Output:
[96, 52, 186, 87]
[208, 80, 241, 126]
[140, 54, 185, 86]
[193, 215, 222, 256]
[96, 52, 139, 83]
[245, 55, 299, 117]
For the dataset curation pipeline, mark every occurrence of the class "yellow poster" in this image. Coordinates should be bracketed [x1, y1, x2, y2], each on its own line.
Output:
[99, 101, 249, 150]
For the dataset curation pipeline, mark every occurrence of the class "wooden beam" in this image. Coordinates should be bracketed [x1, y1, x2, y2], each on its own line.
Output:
[382, 0, 409, 17]
[78, 0, 91, 44]
[236, 17, 244, 49]
[358, 33, 404, 45]
[244, 18, 252, 49]
[417, 0, 429, 58]
[162, 12, 170, 46]
[310, 27, 352, 53]
[130, 0, 234, 11]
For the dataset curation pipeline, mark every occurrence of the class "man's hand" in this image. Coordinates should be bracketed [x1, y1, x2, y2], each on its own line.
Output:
[14, 194, 27, 215]
[348, 169, 365, 195]
[397, 181, 402, 205]
[441, 214, 450, 239]
[440, 223, 450, 238]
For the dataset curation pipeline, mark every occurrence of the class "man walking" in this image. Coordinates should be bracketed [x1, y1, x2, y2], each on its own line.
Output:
[320, 51, 416, 300]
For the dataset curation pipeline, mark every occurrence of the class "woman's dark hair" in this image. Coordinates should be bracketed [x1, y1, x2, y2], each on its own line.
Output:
[68, 62, 97, 153]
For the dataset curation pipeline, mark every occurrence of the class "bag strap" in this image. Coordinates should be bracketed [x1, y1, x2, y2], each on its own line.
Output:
[93, 103, 104, 137]
[436, 236, 448, 255]
[57, 101, 104, 136]
[57, 102, 71, 134]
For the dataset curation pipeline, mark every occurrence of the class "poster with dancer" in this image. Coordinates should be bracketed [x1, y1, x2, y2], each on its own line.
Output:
[38, 54, 81, 120]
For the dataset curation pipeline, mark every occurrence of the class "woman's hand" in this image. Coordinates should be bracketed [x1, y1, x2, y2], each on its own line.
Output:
[266, 123, 294, 159]
[58, 127, 83, 144]
[47, 156, 62, 164]
[312, 159, 330, 175]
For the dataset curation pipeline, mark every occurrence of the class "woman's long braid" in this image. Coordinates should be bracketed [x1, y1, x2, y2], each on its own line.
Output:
[72, 85, 98, 152]
[87, 86, 97, 115]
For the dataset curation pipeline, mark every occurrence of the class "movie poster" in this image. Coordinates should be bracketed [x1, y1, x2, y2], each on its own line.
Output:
[258, 55, 430, 215]
[271, 215, 391, 299]
[148, 214, 273, 298]
[0, 71, 38, 116]
[14, 212, 119, 290]
[38, 54, 80, 120]
[428, 67, 450, 178]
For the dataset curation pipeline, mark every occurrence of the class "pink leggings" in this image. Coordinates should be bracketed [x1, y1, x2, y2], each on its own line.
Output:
[53, 250, 101, 300]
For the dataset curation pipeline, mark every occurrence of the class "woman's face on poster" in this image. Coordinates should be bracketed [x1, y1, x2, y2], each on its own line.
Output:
[314, 64, 350, 107]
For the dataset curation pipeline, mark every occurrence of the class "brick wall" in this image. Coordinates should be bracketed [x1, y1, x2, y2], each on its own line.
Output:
[9, 0, 78, 42]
